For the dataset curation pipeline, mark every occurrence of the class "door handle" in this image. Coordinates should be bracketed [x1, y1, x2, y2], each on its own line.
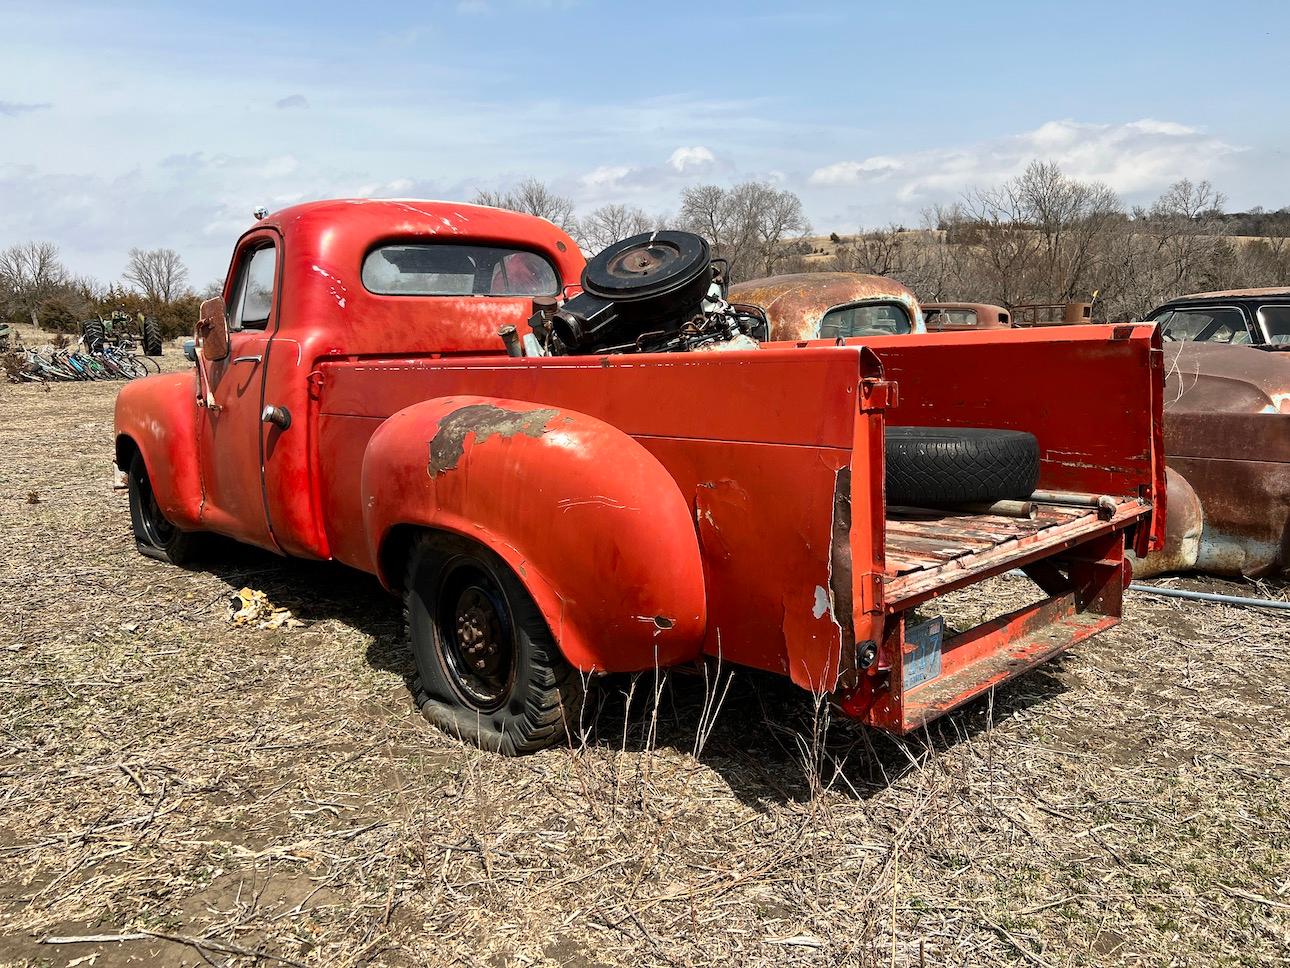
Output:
[232, 354, 262, 364]
[262, 405, 291, 430]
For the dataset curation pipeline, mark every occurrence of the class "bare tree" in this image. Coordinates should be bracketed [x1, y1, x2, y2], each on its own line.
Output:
[124, 247, 190, 303]
[0, 241, 70, 323]
[473, 178, 578, 234]
[577, 204, 660, 253]
[679, 181, 810, 282]
[831, 224, 909, 277]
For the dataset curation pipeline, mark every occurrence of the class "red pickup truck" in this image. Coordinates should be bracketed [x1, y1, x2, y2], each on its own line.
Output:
[114, 199, 1165, 754]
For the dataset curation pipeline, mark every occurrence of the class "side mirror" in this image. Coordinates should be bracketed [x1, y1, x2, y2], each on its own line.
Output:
[197, 296, 230, 362]
[183, 339, 197, 362]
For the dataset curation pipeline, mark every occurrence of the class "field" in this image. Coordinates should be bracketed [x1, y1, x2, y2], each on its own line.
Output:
[0, 343, 1287, 967]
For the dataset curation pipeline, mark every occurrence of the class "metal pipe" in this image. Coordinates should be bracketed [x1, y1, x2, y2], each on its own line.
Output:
[887, 500, 1035, 520]
[1128, 584, 1290, 611]
[499, 325, 522, 358]
[1030, 489, 1119, 519]
[1031, 489, 1109, 506]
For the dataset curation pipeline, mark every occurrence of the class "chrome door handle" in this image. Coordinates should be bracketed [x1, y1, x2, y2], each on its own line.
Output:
[232, 354, 262, 364]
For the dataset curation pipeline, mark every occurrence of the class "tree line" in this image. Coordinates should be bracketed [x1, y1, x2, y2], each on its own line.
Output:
[481, 165, 1289, 320]
[4, 162, 1287, 339]
[0, 243, 203, 340]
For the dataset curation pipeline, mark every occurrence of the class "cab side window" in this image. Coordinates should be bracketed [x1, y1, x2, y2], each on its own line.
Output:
[229, 245, 277, 331]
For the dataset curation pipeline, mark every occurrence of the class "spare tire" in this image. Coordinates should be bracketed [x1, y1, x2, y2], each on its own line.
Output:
[885, 427, 1039, 506]
[142, 315, 163, 356]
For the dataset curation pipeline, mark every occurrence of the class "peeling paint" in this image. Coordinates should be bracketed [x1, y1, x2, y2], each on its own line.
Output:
[427, 403, 558, 476]
[812, 585, 830, 620]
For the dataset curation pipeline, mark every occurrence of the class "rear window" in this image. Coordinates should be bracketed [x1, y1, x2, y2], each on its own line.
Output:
[362, 243, 559, 296]
[819, 302, 912, 338]
[940, 309, 978, 326]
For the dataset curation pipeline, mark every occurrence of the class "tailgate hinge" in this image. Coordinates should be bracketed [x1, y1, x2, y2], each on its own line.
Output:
[859, 378, 896, 411]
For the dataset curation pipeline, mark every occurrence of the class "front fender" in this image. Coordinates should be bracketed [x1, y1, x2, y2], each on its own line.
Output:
[114, 372, 204, 530]
[362, 396, 707, 674]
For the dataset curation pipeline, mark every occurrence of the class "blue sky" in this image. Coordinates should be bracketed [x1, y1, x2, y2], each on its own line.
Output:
[2, 0, 1287, 285]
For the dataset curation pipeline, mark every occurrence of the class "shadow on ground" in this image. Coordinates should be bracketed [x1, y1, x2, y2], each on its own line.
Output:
[188, 541, 1070, 808]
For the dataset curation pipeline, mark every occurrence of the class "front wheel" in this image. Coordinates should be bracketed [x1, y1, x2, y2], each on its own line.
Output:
[404, 533, 584, 754]
[127, 452, 196, 565]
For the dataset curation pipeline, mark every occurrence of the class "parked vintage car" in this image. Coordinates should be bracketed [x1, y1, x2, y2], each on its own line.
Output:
[1133, 327, 1289, 578]
[115, 207, 1164, 753]
[923, 302, 1011, 332]
[729, 272, 926, 340]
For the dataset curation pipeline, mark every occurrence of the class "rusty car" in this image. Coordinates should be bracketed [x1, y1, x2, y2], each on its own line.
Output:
[922, 302, 1012, 332]
[115, 206, 1164, 754]
[1129, 287, 1290, 577]
[729, 272, 925, 340]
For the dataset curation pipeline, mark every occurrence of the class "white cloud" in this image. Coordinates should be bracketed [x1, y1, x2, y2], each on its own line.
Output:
[274, 94, 309, 110]
[668, 146, 716, 172]
[809, 119, 1241, 209]
[580, 165, 634, 190]
[809, 155, 903, 185]
[0, 101, 51, 117]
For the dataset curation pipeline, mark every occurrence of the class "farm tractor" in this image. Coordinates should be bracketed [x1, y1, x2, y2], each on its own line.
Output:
[82, 310, 164, 356]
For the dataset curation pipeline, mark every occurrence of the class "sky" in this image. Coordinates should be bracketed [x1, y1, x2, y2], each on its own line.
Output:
[1, 0, 1287, 286]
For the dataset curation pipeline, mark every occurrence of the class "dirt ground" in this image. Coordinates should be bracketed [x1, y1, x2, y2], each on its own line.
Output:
[0, 349, 1287, 967]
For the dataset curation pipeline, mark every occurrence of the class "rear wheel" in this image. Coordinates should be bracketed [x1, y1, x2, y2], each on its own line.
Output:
[141, 316, 163, 356]
[127, 451, 196, 565]
[81, 319, 105, 353]
[404, 533, 584, 754]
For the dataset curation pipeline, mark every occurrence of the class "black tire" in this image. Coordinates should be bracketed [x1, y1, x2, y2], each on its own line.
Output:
[82, 319, 105, 353]
[885, 427, 1039, 506]
[404, 533, 584, 754]
[142, 316, 163, 356]
[127, 451, 196, 565]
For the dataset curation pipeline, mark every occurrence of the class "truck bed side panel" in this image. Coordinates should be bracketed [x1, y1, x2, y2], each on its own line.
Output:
[315, 347, 876, 686]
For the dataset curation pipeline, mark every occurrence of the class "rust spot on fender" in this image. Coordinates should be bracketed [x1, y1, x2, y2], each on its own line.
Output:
[428, 404, 559, 476]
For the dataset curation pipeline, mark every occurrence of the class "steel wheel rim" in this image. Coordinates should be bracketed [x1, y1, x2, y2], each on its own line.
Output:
[435, 562, 516, 710]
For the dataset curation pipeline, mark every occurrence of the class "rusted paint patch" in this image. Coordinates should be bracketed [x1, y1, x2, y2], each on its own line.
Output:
[828, 466, 855, 642]
[428, 403, 559, 476]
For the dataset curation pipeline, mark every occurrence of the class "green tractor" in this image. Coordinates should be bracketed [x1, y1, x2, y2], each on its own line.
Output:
[81, 310, 164, 356]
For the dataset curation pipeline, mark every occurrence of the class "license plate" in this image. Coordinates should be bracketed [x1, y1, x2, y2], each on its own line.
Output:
[903, 617, 945, 691]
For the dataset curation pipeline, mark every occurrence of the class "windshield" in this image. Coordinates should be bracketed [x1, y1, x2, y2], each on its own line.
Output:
[1258, 305, 1290, 344]
[819, 301, 912, 338]
[363, 243, 559, 296]
[1154, 307, 1250, 344]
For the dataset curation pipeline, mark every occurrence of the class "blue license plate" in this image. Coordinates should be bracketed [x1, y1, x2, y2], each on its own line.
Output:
[903, 617, 945, 691]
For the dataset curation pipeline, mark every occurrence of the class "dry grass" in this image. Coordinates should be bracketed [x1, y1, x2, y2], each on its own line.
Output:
[0, 363, 1287, 967]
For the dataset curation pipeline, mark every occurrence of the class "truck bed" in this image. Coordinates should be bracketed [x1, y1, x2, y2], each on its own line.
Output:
[882, 497, 1152, 610]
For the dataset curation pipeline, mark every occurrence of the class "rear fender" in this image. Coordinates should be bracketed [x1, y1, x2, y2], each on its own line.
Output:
[113, 372, 204, 530]
[362, 396, 707, 674]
